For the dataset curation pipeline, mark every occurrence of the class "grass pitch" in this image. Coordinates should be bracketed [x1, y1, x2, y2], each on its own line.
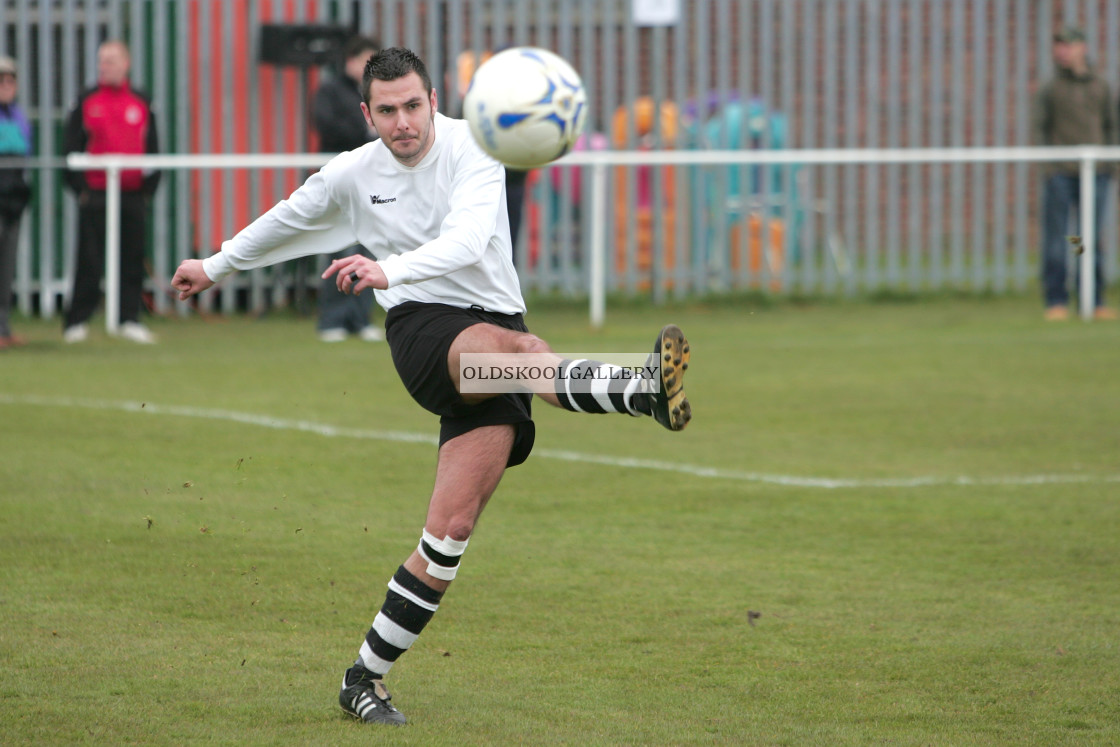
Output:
[2, 294, 1119, 745]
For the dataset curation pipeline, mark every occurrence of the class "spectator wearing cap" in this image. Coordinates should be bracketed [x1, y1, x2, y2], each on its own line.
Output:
[1031, 26, 1118, 321]
[0, 54, 32, 349]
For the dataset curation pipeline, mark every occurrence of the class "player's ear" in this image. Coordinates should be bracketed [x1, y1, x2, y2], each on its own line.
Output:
[429, 88, 438, 116]
[360, 101, 375, 129]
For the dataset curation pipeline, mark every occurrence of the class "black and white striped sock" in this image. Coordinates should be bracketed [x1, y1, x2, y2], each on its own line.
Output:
[554, 358, 651, 417]
[358, 565, 445, 677]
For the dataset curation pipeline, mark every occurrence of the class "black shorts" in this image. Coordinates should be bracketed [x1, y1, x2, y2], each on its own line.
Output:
[384, 301, 536, 468]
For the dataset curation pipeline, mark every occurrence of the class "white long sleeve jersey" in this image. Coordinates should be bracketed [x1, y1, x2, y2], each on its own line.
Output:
[202, 113, 526, 315]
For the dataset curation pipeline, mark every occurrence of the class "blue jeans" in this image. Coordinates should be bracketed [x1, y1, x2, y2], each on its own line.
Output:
[317, 244, 375, 333]
[1041, 173, 1110, 308]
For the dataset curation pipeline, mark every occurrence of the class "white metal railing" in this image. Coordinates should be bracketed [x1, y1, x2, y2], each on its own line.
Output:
[67, 146, 1120, 330]
[63, 154, 331, 332]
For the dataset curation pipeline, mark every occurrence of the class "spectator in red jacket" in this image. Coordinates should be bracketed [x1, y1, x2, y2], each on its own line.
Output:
[63, 40, 161, 344]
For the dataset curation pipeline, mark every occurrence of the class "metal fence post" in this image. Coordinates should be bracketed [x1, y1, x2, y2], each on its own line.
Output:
[590, 162, 607, 330]
[105, 162, 121, 334]
[1079, 154, 1096, 321]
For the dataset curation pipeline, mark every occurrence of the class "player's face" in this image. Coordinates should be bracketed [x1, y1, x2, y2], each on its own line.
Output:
[362, 72, 438, 167]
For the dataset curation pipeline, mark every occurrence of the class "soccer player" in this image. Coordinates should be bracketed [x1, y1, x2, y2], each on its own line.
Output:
[171, 47, 691, 725]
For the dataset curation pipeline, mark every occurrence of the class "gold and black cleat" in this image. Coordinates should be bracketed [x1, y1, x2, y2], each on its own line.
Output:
[648, 324, 692, 431]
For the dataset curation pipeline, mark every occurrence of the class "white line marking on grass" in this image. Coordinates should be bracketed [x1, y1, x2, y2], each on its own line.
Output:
[4, 393, 1119, 490]
[0, 393, 439, 445]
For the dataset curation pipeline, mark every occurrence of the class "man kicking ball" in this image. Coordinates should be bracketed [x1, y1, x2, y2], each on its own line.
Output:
[171, 47, 691, 725]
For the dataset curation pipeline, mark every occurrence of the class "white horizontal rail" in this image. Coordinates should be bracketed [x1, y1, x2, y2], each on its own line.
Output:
[65, 145, 1120, 169]
[65, 153, 335, 170]
[562, 144, 1120, 167]
[0, 156, 72, 168]
[67, 147, 1120, 329]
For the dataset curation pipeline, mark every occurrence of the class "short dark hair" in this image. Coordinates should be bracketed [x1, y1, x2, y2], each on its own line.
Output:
[344, 35, 380, 61]
[362, 47, 432, 105]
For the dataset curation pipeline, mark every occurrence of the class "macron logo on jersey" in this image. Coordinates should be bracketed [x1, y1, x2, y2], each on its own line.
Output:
[369, 194, 397, 205]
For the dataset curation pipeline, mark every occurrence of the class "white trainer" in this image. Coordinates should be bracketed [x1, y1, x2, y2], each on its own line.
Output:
[358, 326, 385, 343]
[63, 323, 90, 344]
[117, 322, 158, 344]
[318, 328, 348, 343]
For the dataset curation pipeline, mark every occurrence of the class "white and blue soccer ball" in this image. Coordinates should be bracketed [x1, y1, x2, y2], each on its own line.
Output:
[463, 47, 587, 170]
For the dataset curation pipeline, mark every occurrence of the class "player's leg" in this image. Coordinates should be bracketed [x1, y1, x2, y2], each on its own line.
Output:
[446, 321, 564, 406]
[340, 424, 515, 725]
[448, 321, 692, 430]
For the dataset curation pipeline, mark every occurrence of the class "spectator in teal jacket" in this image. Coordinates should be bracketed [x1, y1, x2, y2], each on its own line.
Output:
[0, 55, 32, 349]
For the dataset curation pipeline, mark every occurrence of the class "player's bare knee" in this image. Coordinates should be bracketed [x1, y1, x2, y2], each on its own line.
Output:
[445, 522, 473, 543]
[514, 333, 551, 355]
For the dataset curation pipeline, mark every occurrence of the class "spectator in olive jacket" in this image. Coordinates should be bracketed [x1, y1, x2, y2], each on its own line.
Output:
[1031, 26, 1117, 321]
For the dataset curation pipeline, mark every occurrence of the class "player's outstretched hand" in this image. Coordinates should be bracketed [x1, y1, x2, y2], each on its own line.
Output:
[171, 259, 215, 300]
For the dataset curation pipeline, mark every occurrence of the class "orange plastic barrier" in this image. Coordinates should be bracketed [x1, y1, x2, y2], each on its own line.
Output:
[729, 214, 785, 290]
[611, 98, 681, 288]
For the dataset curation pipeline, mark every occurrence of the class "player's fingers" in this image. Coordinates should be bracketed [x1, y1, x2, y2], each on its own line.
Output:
[336, 266, 356, 293]
[321, 258, 347, 280]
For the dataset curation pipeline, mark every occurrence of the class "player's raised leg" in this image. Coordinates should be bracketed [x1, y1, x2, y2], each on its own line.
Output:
[339, 424, 515, 725]
[447, 322, 693, 430]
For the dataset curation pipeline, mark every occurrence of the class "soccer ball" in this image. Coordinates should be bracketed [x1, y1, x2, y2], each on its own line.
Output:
[463, 47, 588, 170]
